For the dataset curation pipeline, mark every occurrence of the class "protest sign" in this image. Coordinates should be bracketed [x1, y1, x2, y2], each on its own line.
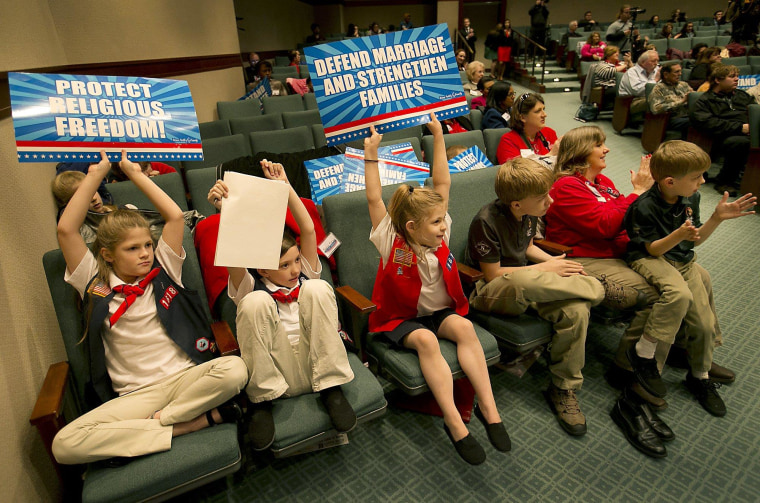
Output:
[738, 74, 760, 90]
[448, 146, 492, 173]
[9, 72, 202, 163]
[304, 23, 468, 146]
[238, 77, 272, 110]
[342, 147, 429, 193]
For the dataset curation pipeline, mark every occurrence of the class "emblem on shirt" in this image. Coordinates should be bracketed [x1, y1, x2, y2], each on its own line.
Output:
[160, 286, 178, 309]
[195, 337, 210, 352]
[397, 267, 404, 275]
[88, 281, 112, 298]
[685, 206, 693, 220]
[475, 241, 491, 257]
[445, 253, 454, 271]
[393, 247, 414, 267]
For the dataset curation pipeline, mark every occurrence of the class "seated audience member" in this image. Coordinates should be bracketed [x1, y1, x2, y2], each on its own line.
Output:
[581, 32, 606, 61]
[648, 15, 660, 28]
[481, 81, 515, 129]
[578, 11, 599, 32]
[255, 61, 288, 96]
[471, 76, 495, 109]
[465, 157, 644, 436]
[446, 145, 468, 160]
[689, 47, 722, 89]
[561, 20, 584, 49]
[346, 23, 360, 38]
[367, 22, 384, 36]
[606, 6, 633, 53]
[623, 141, 755, 417]
[655, 23, 674, 39]
[244, 52, 260, 84]
[306, 23, 324, 44]
[691, 64, 753, 196]
[288, 50, 301, 71]
[648, 62, 692, 138]
[463, 61, 486, 97]
[713, 10, 727, 26]
[56, 161, 113, 208]
[497, 93, 559, 165]
[592, 46, 632, 107]
[400, 13, 413, 30]
[674, 22, 695, 39]
[669, 9, 682, 23]
[619, 50, 661, 116]
[456, 48, 468, 72]
[690, 43, 708, 62]
[630, 28, 650, 61]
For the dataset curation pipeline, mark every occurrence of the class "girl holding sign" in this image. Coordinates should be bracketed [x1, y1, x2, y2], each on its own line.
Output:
[210, 161, 356, 451]
[363, 114, 509, 465]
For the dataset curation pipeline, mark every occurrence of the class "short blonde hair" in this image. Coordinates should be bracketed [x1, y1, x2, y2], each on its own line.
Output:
[51, 170, 85, 208]
[555, 126, 606, 178]
[603, 45, 619, 60]
[446, 145, 467, 160]
[495, 157, 554, 204]
[650, 140, 711, 181]
[466, 60, 485, 82]
[387, 184, 444, 244]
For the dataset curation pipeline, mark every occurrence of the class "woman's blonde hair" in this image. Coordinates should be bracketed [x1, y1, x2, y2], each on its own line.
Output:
[387, 184, 444, 244]
[603, 45, 619, 61]
[466, 60, 485, 82]
[51, 171, 85, 209]
[91, 209, 154, 283]
[555, 126, 606, 178]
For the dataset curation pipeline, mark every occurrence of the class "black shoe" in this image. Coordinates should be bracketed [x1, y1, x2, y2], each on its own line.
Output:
[626, 345, 667, 398]
[610, 396, 667, 458]
[685, 374, 727, 417]
[668, 347, 736, 384]
[247, 401, 276, 451]
[444, 424, 486, 465]
[623, 387, 674, 442]
[474, 404, 511, 452]
[320, 387, 357, 433]
[708, 362, 736, 384]
[606, 364, 668, 410]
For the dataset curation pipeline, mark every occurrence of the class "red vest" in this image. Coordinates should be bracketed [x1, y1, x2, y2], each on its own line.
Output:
[369, 235, 469, 333]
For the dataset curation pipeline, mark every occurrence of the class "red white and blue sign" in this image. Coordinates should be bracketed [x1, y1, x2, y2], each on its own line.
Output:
[342, 147, 429, 193]
[448, 146, 492, 173]
[304, 23, 468, 146]
[9, 72, 203, 163]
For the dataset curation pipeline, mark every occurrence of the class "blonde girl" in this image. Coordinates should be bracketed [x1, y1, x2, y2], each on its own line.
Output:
[52, 150, 247, 465]
[364, 114, 509, 465]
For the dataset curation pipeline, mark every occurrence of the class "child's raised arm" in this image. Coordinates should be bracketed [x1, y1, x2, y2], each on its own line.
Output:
[261, 160, 319, 268]
[425, 113, 451, 210]
[364, 125, 386, 230]
[57, 151, 111, 274]
[118, 150, 184, 255]
[695, 191, 757, 245]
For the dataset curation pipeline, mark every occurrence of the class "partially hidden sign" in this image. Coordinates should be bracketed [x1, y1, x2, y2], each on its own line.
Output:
[304, 23, 468, 146]
[9, 72, 202, 163]
[448, 146, 492, 173]
[342, 147, 429, 193]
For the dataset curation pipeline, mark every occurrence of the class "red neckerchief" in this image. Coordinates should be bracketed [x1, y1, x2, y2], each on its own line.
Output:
[270, 285, 300, 304]
[109, 268, 161, 327]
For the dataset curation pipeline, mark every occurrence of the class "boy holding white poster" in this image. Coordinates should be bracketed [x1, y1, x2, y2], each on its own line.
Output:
[209, 161, 356, 451]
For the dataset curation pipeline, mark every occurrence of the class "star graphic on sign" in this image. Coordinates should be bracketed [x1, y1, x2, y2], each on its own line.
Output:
[65, 154, 69, 158]
[33, 154, 38, 158]
[24, 154, 29, 159]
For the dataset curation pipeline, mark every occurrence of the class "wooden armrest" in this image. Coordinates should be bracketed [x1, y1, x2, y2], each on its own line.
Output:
[612, 95, 635, 133]
[335, 285, 377, 314]
[212, 321, 240, 357]
[534, 239, 573, 256]
[457, 263, 484, 283]
[30, 362, 70, 476]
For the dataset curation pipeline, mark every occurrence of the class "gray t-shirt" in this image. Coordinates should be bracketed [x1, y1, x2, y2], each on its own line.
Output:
[466, 200, 539, 269]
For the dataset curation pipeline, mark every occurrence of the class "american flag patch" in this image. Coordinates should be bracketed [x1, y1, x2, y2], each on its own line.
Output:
[89, 281, 112, 297]
[392, 247, 414, 267]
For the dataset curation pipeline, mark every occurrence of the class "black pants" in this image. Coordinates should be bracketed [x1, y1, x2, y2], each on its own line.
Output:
[714, 135, 750, 186]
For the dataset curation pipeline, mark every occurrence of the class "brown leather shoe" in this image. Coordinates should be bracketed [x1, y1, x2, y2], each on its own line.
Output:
[630, 382, 668, 411]
[709, 362, 736, 384]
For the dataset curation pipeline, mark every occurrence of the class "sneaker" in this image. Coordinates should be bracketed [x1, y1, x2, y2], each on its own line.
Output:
[544, 383, 587, 436]
[592, 274, 648, 312]
[626, 345, 667, 398]
[685, 374, 727, 417]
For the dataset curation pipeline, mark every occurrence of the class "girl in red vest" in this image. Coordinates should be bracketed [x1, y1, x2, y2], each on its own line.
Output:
[364, 114, 509, 465]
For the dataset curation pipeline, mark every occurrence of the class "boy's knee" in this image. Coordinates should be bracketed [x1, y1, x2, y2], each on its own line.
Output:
[560, 301, 592, 322]
[214, 356, 250, 390]
[237, 291, 276, 319]
[299, 279, 334, 301]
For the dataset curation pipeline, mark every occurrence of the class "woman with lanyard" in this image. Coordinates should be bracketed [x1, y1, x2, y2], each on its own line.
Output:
[496, 93, 559, 165]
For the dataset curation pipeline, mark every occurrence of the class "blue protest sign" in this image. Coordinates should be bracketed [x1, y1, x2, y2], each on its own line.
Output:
[448, 146, 492, 173]
[304, 23, 468, 146]
[342, 147, 429, 193]
[382, 141, 418, 161]
[738, 74, 760, 90]
[9, 72, 202, 163]
[305, 154, 345, 204]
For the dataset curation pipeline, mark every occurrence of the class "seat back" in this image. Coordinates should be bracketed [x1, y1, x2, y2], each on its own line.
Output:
[109, 172, 188, 211]
[649, 38, 668, 56]
[303, 92, 319, 110]
[249, 126, 315, 155]
[422, 130, 486, 165]
[716, 35, 731, 46]
[312, 124, 327, 148]
[199, 119, 231, 140]
[691, 35, 716, 48]
[750, 104, 760, 148]
[667, 37, 692, 52]
[186, 167, 218, 217]
[645, 82, 657, 112]
[723, 56, 748, 67]
[183, 134, 250, 171]
[229, 114, 284, 136]
[470, 108, 483, 131]
[217, 100, 262, 120]
[282, 109, 322, 129]
[262, 94, 306, 114]
[483, 128, 509, 164]
[271, 66, 299, 80]
[274, 56, 291, 66]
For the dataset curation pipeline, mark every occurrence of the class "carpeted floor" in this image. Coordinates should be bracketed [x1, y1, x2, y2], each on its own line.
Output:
[181, 84, 760, 503]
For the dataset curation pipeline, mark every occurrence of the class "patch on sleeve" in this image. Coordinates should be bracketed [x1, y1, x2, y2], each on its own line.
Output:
[195, 337, 210, 352]
[88, 281, 112, 298]
[475, 241, 492, 257]
[392, 247, 414, 267]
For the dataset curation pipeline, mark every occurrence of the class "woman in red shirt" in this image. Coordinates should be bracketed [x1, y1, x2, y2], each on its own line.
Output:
[496, 93, 559, 164]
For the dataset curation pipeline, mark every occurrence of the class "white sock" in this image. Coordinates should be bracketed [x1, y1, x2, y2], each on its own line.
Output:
[692, 370, 709, 380]
[635, 338, 657, 359]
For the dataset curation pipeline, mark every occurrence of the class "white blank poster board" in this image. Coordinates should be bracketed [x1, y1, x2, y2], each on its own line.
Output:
[214, 171, 290, 270]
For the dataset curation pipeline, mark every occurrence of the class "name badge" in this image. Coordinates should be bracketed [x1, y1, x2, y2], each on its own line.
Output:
[445, 253, 454, 271]
[318, 232, 341, 258]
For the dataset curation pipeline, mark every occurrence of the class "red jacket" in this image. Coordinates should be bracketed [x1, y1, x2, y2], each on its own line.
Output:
[545, 173, 639, 258]
[369, 235, 468, 333]
[497, 127, 558, 164]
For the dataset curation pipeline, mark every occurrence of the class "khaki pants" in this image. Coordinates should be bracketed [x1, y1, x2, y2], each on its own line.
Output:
[52, 356, 248, 464]
[470, 269, 604, 390]
[236, 279, 354, 403]
[630, 257, 717, 373]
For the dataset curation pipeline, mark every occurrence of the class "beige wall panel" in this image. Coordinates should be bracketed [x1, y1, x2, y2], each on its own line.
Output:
[0, 0, 67, 71]
[235, 0, 315, 53]
[185, 67, 247, 121]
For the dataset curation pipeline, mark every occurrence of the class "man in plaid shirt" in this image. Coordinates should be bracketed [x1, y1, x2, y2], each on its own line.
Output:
[648, 62, 692, 139]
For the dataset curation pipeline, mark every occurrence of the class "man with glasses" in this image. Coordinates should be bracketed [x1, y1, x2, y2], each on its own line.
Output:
[648, 62, 692, 139]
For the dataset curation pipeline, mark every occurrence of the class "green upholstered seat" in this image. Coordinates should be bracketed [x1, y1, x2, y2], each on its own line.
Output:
[483, 128, 509, 164]
[262, 94, 306, 114]
[421, 130, 486, 165]
[199, 119, 232, 140]
[249, 126, 315, 155]
[183, 134, 250, 171]
[185, 166, 217, 217]
[108, 172, 188, 211]
[229, 114, 284, 136]
[217, 100, 262, 120]
[282, 109, 322, 129]
[303, 93, 319, 111]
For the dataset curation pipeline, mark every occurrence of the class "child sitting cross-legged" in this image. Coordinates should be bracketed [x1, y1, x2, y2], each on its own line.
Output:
[624, 140, 756, 416]
[364, 114, 510, 465]
[210, 161, 356, 451]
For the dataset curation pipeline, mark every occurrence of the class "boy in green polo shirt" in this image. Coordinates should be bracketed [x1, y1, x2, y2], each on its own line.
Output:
[624, 141, 756, 416]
